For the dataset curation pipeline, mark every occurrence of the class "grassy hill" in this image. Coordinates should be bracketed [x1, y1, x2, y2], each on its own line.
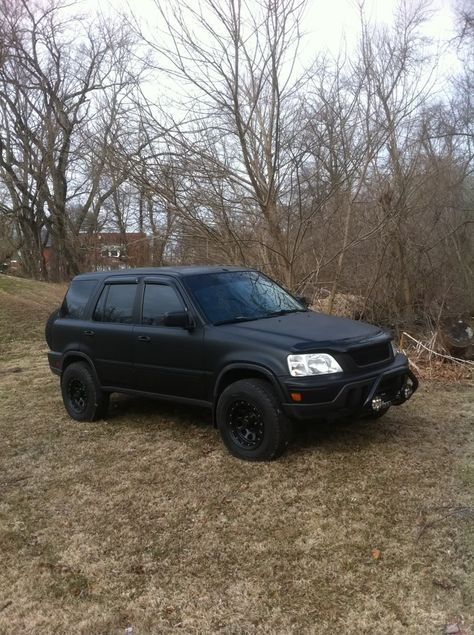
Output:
[0, 275, 66, 360]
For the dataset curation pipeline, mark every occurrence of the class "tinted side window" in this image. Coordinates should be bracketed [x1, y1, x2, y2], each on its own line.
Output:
[142, 284, 184, 325]
[94, 284, 137, 324]
[62, 280, 97, 319]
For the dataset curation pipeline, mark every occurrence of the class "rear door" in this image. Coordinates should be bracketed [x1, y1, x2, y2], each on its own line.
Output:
[82, 277, 139, 388]
[132, 278, 208, 401]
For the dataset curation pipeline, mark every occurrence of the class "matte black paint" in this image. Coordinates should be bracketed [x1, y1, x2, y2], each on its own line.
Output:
[48, 266, 418, 421]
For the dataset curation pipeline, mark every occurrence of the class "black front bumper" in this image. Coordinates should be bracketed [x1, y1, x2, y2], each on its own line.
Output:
[279, 354, 418, 421]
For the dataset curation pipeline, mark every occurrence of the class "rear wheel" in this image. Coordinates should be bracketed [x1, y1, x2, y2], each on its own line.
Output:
[216, 378, 292, 461]
[61, 362, 109, 422]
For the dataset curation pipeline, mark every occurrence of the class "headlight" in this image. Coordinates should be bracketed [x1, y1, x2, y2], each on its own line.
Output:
[287, 353, 343, 377]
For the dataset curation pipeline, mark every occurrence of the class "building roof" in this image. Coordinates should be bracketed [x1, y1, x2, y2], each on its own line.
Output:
[79, 232, 147, 242]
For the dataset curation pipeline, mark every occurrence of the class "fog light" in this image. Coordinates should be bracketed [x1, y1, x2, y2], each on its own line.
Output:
[403, 384, 413, 399]
[371, 396, 384, 412]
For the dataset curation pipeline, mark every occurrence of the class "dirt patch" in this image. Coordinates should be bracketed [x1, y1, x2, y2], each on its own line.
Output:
[0, 279, 472, 634]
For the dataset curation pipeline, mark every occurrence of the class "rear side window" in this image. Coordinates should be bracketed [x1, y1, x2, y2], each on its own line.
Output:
[142, 284, 184, 325]
[62, 280, 97, 319]
[93, 283, 137, 324]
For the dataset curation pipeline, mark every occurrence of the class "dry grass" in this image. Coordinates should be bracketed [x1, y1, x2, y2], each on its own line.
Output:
[0, 275, 472, 634]
[0, 275, 67, 361]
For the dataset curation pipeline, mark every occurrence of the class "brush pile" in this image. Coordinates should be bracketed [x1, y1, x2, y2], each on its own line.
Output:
[400, 329, 474, 382]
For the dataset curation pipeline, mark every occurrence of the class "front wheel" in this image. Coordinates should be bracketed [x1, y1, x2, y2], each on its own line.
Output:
[216, 378, 293, 461]
[61, 362, 109, 422]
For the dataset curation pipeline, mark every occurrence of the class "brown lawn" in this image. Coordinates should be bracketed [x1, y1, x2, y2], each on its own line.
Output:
[0, 275, 472, 634]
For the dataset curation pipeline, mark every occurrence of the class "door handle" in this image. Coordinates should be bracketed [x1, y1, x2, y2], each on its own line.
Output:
[83, 330, 95, 336]
[137, 335, 151, 342]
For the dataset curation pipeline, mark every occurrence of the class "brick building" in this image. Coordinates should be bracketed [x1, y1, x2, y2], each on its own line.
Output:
[43, 232, 150, 272]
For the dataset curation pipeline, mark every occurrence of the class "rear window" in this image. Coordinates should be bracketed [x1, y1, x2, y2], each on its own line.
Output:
[62, 280, 97, 319]
[93, 283, 137, 324]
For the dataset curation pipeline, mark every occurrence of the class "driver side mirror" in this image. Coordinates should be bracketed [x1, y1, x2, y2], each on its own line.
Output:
[163, 310, 194, 329]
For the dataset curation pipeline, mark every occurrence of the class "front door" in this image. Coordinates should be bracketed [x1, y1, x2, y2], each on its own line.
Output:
[132, 279, 207, 401]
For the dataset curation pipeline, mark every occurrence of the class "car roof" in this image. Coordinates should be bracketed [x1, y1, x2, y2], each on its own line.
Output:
[73, 265, 255, 281]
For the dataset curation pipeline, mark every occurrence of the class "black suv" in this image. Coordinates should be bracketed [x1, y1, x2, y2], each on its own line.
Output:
[46, 266, 418, 460]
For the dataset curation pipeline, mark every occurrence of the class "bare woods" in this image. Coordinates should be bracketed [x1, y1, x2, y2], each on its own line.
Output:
[0, 0, 472, 326]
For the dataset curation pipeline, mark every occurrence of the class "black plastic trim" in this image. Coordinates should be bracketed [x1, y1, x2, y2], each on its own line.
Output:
[101, 386, 212, 408]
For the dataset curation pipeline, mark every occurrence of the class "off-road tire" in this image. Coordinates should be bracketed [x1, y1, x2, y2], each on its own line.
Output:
[45, 307, 61, 349]
[61, 362, 109, 422]
[216, 378, 293, 461]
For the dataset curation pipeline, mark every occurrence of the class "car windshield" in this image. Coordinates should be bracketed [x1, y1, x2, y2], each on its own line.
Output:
[185, 270, 306, 325]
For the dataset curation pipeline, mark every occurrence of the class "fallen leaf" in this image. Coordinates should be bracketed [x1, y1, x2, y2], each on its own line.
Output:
[371, 548, 381, 560]
[433, 577, 456, 590]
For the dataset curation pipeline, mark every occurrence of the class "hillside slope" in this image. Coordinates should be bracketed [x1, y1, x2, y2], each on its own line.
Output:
[0, 275, 66, 360]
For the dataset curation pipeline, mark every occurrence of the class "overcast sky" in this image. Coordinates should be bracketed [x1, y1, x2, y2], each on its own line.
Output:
[92, 0, 458, 45]
[308, 0, 459, 88]
[86, 0, 459, 98]
[309, 0, 455, 50]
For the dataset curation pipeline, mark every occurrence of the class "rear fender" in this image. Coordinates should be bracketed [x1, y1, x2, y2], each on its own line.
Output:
[61, 351, 101, 386]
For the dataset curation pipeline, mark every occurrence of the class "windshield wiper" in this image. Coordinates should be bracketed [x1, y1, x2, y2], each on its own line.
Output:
[214, 308, 306, 325]
[213, 315, 260, 326]
[265, 308, 307, 318]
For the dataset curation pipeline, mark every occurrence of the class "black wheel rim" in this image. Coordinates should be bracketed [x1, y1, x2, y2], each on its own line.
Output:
[67, 378, 88, 413]
[227, 400, 265, 450]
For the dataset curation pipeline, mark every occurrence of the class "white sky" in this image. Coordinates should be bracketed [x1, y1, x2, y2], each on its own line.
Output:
[93, 0, 458, 45]
[305, 0, 460, 88]
[308, 0, 456, 50]
[86, 0, 460, 97]
[91, 0, 457, 44]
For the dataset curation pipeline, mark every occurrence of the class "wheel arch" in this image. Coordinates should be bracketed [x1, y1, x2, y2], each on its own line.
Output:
[212, 363, 284, 427]
[61, 352, 101, 386]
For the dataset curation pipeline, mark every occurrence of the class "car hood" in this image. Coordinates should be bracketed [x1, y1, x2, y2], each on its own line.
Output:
[217, 310, 388, 352]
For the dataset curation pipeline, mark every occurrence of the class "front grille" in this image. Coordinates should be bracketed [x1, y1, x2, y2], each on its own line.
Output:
[349, 342, 391, 366]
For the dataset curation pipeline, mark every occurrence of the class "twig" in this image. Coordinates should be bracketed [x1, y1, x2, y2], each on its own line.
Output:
[415, 506, 474, 542]
[0, 367, 23, 376]
[402, 332, 474, 367]
[430, 505, 474, 517]
[0, 601, 12, 613]
[407, 358, 422, 374]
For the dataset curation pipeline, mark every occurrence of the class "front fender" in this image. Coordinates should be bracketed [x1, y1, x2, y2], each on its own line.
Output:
[212, 362, 286, 426]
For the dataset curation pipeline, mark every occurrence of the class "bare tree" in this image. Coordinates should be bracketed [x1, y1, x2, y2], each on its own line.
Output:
[134, 0, 310, 286]
[0, 0, 143, 280]
[357, 0, 435, 319]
